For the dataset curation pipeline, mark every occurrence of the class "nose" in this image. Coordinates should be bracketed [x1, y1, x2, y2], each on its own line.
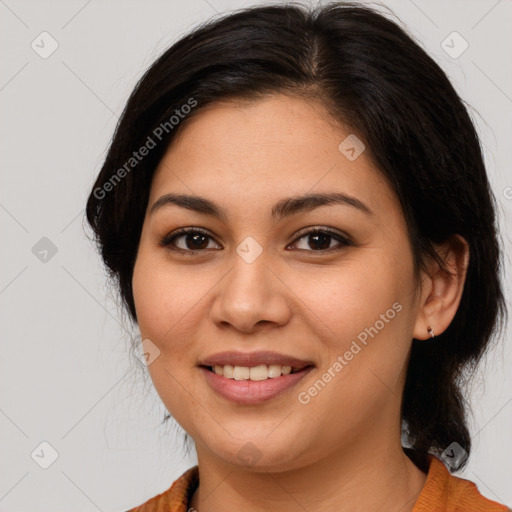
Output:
[209, 248, 292, 334]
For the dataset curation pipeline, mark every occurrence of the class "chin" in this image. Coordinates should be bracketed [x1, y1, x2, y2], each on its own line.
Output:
[202, 436, 312, 473]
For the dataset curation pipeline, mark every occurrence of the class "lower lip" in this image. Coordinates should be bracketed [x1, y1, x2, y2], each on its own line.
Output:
[200, 366, 314, 405]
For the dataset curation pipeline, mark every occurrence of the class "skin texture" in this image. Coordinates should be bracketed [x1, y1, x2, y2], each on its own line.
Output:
[132, 94, 469, 512]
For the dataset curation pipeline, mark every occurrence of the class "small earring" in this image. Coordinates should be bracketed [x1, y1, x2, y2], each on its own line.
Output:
[427, 326, 435, 339]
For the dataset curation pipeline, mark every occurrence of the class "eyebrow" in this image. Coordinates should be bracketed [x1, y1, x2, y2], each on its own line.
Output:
[149, 192, 374, 221]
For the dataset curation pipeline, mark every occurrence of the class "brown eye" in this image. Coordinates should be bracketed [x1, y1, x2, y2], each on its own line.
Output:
[160, 228, 221, 252]
[289, 228, 353, 252]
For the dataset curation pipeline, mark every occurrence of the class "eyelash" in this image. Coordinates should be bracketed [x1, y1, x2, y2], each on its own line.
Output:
[159, 227, 354, 254]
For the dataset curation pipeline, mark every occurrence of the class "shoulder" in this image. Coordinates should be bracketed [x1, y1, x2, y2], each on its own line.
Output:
[126, 466, 199, 512]
[123, 457, 510, 512]
[412, 453, 510, 512]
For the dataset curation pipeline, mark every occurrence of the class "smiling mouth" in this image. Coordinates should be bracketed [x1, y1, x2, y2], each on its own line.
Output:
[200, 361, 315, 404]
[202, 364, 310, 381]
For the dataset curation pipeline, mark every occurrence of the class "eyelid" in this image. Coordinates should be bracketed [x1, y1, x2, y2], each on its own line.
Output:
[159, 227, 220, 249]
[291, 225, 352, 243]
[159, 226, 353, 253]
[288, 226, 353, 252]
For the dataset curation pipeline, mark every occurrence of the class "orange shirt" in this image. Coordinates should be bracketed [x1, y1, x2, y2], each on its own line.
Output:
[127, 454, 510, 511]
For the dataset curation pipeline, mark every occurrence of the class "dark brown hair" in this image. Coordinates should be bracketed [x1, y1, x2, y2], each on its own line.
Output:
[85, 2, 507, 470]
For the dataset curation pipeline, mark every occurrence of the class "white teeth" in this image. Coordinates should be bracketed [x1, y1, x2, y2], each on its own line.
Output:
[211, 364, 297, 380]
[213, 365, 224, 376]
[268, 364, 283, 378]
[249, 365, 268, 381]
[233, 366, 250, 380]
[281, 365, 292, 375]
[222, 364, 233, 378]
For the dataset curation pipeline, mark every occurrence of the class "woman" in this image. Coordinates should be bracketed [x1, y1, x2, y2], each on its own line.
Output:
[86, 2, 510, 511]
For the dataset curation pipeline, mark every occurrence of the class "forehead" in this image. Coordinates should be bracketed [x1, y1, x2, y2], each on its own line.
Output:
[148, 94, 398, 222]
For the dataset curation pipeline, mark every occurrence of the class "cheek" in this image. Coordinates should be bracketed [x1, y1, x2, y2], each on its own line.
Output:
[306, 249, 416, 395]
[132, 247, 206, 347]
[132, 250, 202, 427]
[300, 252, 412, 345]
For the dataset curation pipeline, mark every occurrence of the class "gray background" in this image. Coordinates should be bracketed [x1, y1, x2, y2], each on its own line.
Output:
[1, 0, 511, 510]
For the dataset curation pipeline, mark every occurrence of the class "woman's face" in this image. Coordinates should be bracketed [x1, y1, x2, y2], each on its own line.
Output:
[132, 94, 427, 471]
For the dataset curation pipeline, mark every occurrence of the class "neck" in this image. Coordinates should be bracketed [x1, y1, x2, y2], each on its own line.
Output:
[189, 438, 427, 512]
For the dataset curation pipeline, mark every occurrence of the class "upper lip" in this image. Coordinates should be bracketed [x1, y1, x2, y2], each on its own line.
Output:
[199, 351, 315, 371]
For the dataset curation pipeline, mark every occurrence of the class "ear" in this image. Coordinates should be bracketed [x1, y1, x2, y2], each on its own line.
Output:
[413, 235, 470, 340]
